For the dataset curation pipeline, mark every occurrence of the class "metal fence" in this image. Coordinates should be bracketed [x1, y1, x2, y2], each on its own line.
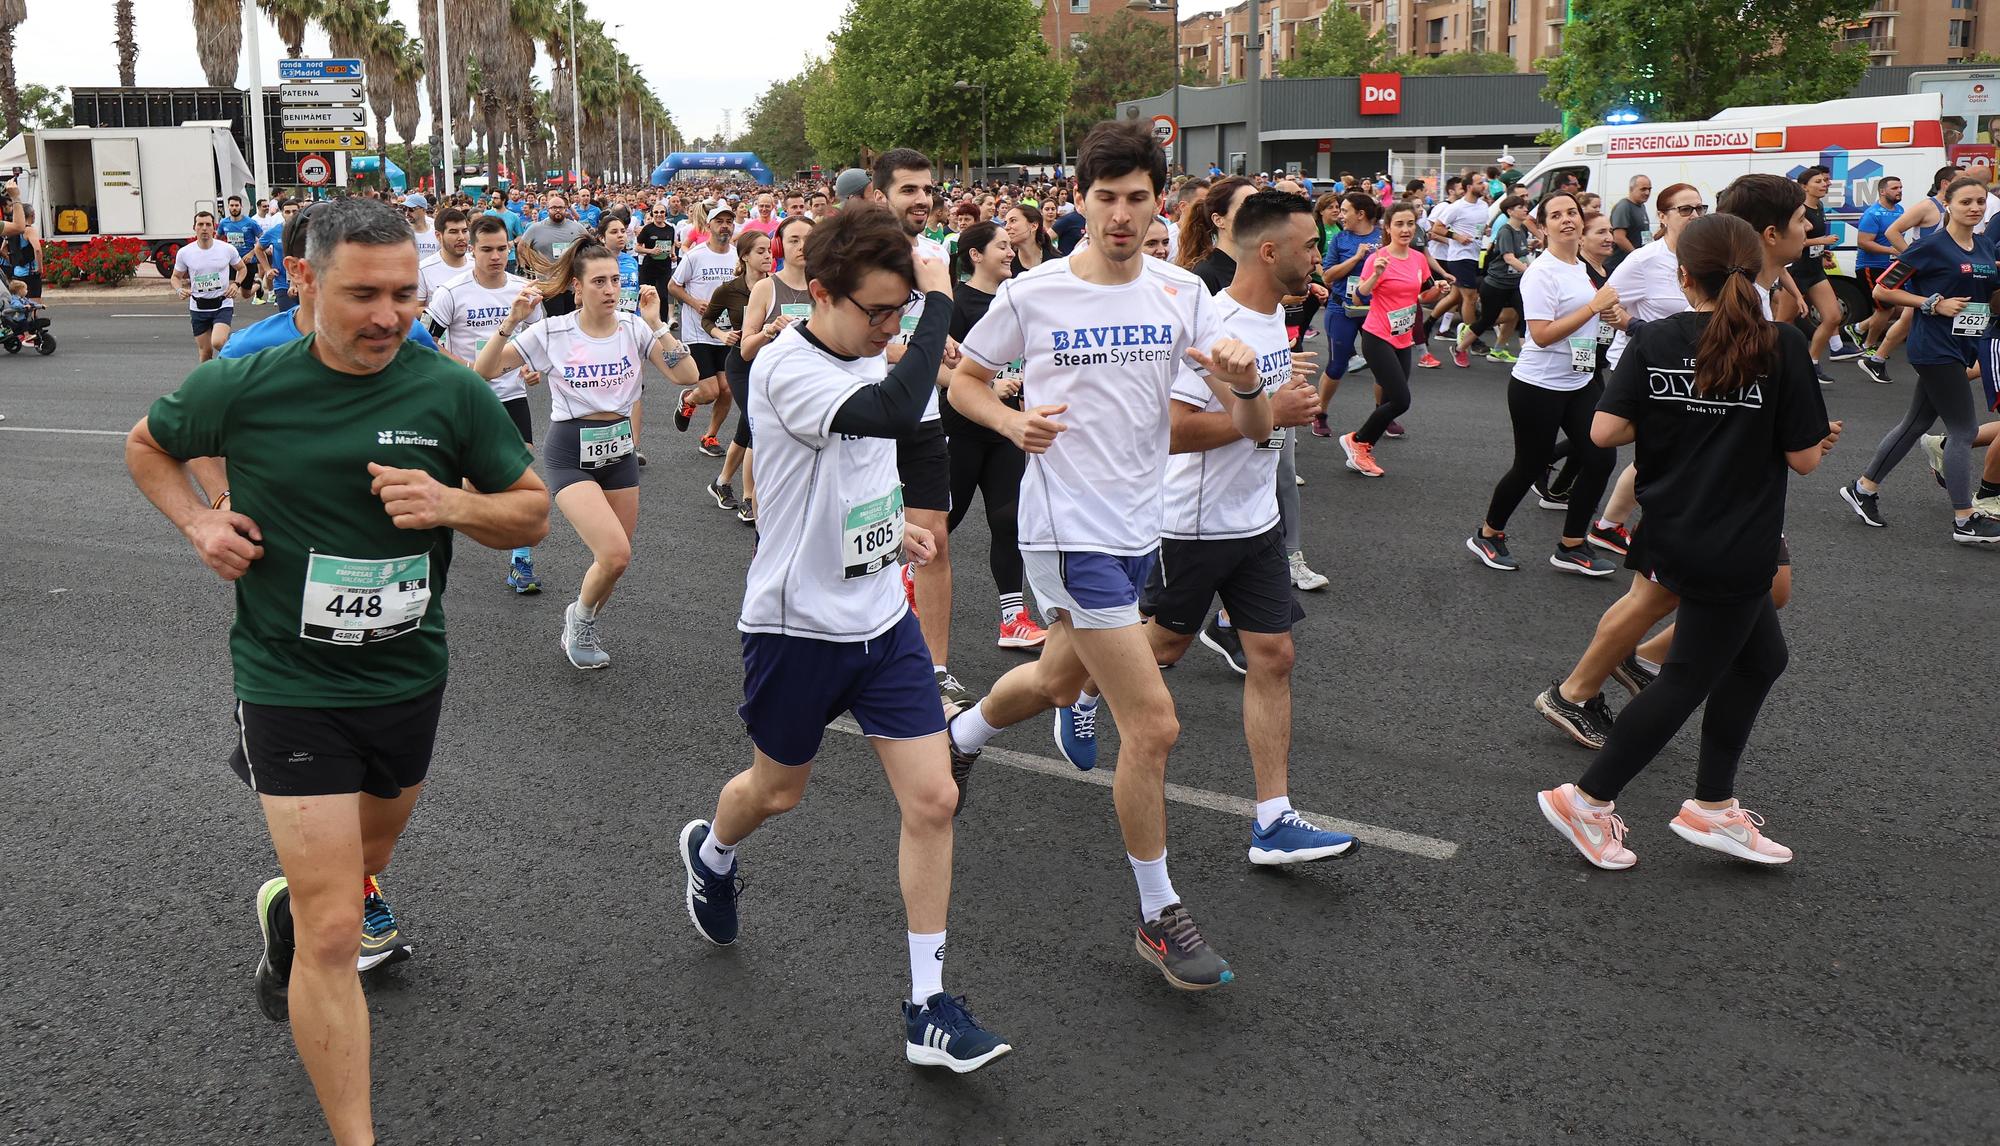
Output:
[1387, 146, 1552, 192]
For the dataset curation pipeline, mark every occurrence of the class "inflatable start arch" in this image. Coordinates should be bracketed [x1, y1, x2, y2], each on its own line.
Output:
[650, 152, 776, 186]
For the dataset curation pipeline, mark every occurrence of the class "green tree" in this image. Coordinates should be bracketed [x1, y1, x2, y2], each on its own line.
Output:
[1068, 11, 1175, 129]
[1400, 50, 1518, 75]
[17, 81, 67, 129]
[807, 0, 1068, 170]
[738, 60, 829, 177]
[1279, 6, 1393, 78]
[1539, 0, 1868, 130]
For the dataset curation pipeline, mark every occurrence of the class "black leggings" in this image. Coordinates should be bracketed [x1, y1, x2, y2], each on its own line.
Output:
[1470, 279, 1521, 339]
[1485, 375, 1614, 539]
[1356, 330, 1412, 444]
[1863, 358, 1981, 510]
[1579, 592, 1789, 803]
[946, 430, 1025, 596]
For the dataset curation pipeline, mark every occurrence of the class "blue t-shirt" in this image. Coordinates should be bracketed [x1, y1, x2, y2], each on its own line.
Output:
[617, 250, 640, 311]
[218, 216, 263, 257]
[1052, 210, 1086, 255]
[220, 308, 439, 360]
[256, 223, 286, 292]
[1888, 228, 2000, 367]
[1854, 202, 1904, 270]
[1325, 226, 1381, 296]
[576, 204, 603, 230]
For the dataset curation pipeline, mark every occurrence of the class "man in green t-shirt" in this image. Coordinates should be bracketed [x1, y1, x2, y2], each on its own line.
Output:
[125, 197, 549, 1146]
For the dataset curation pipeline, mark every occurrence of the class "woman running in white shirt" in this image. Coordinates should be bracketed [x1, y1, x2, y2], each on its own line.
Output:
[473, 239, 699, 669]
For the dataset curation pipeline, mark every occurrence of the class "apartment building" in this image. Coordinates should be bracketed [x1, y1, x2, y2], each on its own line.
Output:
[1177, 0, 2000, 86]
[1034, 0, 1176, 59]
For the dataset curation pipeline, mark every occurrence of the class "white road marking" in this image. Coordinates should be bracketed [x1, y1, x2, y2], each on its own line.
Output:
[827, 716, 1459, 860]
[110, 314, 182, 319]
[0, 426, 126, 436]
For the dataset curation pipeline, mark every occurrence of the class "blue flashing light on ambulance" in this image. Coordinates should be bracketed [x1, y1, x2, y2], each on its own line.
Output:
[1518, 93, 1951, 330]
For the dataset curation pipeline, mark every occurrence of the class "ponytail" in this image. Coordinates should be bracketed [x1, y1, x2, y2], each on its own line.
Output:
[1178, 174, 1251, 269]
[1678, 214, 1776, 397]
[537, 237, 614, 300]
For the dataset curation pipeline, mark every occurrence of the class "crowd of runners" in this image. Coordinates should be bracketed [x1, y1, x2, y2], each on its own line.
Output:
[123, 117, 2000, 1143]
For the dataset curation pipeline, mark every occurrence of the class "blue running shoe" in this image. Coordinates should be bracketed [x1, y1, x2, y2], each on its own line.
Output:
[679, 819, 740, 945]
[1053, 698, 1098, 771]
[903, 992, 1013, 1073]
[507, 553, 542, 594]
[1247, 810, 1357, 865]
[358, 874, 413, 971]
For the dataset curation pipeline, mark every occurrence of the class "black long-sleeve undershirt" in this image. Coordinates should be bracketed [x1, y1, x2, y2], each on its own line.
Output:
[822, 291, 953, 438]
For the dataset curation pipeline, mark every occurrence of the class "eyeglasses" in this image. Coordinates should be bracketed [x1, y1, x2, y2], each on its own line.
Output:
[843, 289, 921, 326]
[1664, 203, 1710, 218]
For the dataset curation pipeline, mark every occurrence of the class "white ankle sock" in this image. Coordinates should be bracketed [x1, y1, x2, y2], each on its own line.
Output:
[574, 596, 599, 621]
[1129, 851, 1180, 921]
[949, 702, 1001, 754]
[1073, 690, 1098, 712]
[698, 828, 737, 874]
[908, 930, 946, 1006]
[1254, 796, 1293, 830]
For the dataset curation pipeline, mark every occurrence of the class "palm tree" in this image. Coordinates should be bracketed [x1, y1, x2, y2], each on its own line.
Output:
[416, 0, 440, 147]
[258, 0, 321, 59]
[364, 21, 405, 181]
[444, 0, 503, 176]
[192, 0, 244, 88]
[391, 37, 423, 184]
[316, 0, 383, 63]
[0, 0, 22, 138]
[114, 0, 136, 85]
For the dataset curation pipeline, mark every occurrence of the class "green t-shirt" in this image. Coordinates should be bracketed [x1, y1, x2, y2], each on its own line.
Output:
[146, 336, 534, 708]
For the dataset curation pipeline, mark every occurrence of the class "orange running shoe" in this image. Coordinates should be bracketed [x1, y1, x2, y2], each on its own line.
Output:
[1536, 783, 1637, 870]
[1339, 432, 1385, 478]
[997, 611, 1048, 649]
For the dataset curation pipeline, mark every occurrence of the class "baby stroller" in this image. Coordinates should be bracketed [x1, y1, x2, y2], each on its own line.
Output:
[1, 297, 54, 355]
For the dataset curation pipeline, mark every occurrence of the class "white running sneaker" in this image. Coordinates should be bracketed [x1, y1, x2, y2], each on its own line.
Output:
[1289, 551, 1329, 591]
[1668, 799, 1793, 864]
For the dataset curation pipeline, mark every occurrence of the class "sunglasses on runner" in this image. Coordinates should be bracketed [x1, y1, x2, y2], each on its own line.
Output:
[844, 289, 921, 326]
[1664, 203, 1710, 218]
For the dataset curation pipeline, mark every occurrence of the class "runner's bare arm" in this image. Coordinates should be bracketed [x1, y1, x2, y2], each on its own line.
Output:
[126, 417, 265, 581]
[367, 462, 549, 550]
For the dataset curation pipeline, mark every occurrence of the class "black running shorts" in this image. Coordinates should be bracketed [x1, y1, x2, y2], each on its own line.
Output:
[1140, 527, 1305, 635]
[897, 420, 952, 513]
[229, 685, 444, 799]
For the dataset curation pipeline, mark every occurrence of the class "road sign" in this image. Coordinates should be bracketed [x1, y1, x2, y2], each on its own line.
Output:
[278, 58, 364, 82]
[283, 106, 367, 130]
[297, 154, 333, 187]
[281, 82, 366, 105]
[283, 130, 369, 152]
[1151, 114, 1178, 148]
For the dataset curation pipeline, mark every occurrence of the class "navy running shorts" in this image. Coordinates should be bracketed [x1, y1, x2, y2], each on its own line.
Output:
[738, 610, 944, 766]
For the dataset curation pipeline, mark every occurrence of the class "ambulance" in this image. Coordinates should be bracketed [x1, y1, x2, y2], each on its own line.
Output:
[1517, 93, 1951, 326]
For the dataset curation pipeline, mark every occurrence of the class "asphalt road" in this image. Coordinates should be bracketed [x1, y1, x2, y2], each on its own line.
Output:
[6, 301, 1997, 1144]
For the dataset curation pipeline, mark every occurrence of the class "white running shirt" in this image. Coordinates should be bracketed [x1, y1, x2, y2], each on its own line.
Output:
[417, 253, 471, 303]
[426, 270, 541, 401]
[1162, 292, 1290, 541]
[739, 326, 909, 641]
[508, 310, 655, 422]
[673, 244, 738, 347]
[412, 225, 440, 262]
[1515, 254, 1601, 392]
[1604, 239, 1687, 370]
[175, 241, 240, 312]
[1436, 199, 1490, 262]
[892, 234, 952, 422]
[960, 255, 1229, 556]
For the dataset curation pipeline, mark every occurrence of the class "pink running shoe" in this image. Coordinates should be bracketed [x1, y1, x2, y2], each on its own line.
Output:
[1668, 800, 1793, 865]
[1339, 432, 1385, 478]
[1536, 783, 1637, 870]
[1417, 351, 1441, 369]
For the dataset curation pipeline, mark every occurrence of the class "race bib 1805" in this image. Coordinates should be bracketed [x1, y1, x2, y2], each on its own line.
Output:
[842, 485, 905, 580]
[299, 551, 431, 645]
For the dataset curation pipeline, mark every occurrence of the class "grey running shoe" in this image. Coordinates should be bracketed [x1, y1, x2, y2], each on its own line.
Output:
[255, 877, 293, 1023]
[1951, 514, 2000, 544]
[935, 668, 976, 719]
[708, 480, 739, 511]
[560, 602, 611, 669]
[947, 724, 979, 816]
[1135, 902, 1234, 991]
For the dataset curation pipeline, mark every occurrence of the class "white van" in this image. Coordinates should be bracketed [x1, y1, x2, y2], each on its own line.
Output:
[1518, 93, 1951, 325]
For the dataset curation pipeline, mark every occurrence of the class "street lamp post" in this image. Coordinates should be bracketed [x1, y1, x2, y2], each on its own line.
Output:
[953, 80, 987, 184]
[611, 25, 624, 184]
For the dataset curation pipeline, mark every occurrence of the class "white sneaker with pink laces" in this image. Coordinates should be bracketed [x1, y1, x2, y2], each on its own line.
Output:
[1668, 800, 1793, 865]
[1537, 783, 1638, 870]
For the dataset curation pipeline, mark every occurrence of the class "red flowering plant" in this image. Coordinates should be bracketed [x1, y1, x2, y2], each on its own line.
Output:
[71, 236, 148, 285]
